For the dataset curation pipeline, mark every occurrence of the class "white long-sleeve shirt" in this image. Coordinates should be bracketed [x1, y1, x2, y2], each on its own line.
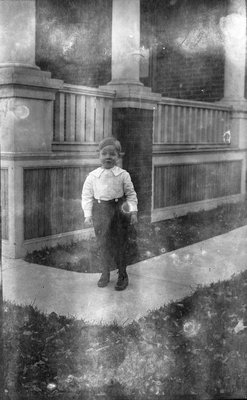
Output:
[81, 166, 138, 218]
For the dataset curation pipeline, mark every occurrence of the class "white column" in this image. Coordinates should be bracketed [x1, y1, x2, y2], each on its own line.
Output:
[109, 0, 143, 87]
[0, 0, 38, 69]
[0, 0, 63, 154]
[221, 0, 246, 104]
[0, 0, 63, 258]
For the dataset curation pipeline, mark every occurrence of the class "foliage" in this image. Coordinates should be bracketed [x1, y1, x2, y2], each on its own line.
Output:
[3, 269, 247, 399]
[25, 200, 247, 273]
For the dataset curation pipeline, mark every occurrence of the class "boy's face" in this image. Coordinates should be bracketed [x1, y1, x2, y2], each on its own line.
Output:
[99, 145, 119, 169]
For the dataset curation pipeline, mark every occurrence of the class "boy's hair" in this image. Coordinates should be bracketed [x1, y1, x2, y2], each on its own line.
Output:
[98, 137, 121, 154]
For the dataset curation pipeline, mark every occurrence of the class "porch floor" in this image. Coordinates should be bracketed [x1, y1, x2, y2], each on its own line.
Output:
[2, 225, 247, 325]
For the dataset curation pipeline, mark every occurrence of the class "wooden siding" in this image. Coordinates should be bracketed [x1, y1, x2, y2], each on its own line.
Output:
[153, 99, 232, 145]
[154, 160, 242, 209]
[1, 168, 8, 240]
[24, 166, 95, 240]
[54, 85, 114, 146]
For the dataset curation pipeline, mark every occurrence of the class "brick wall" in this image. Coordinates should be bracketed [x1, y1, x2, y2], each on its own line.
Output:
[36, 0, 112, 86]
[150, 48, 225, 102]
[140, 0, 228, 102]
[112, 108, 153, 218]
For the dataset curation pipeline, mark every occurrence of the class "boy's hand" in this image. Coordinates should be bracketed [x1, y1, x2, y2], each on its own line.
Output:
[130, 212, 138, 225]
[84, 216, 93, 227]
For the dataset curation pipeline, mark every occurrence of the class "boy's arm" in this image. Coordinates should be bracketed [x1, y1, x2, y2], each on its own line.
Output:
[129, 211, 138, 225]
[81, 175, 94, 224]
[123, 172, 138, 225]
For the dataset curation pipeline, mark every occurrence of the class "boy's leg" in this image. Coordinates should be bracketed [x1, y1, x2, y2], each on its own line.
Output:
[93, 202, 114, 287]
[113, 206, 129, 291]
[96, 231, 111, 287]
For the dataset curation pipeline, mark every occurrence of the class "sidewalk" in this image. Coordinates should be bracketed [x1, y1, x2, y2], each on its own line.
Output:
[2, 225, 247, 325]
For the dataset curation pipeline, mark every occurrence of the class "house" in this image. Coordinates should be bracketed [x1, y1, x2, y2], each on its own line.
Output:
[1, 0, 246, 258]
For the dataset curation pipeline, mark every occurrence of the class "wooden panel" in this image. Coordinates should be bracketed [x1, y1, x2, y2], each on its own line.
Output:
[24, 166, 95, 240]
[50, 168, 59, 235]
[1, 168, 8, 240]
[154, 161, 242, 209]
[37, 169, 45, 237]
[24, 169, 39, 239]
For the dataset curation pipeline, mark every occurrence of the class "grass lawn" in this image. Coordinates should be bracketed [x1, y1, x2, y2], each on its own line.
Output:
[25, 200, 247, 273]
[4, 200, 247, 399]
[3, 269, 247, 399]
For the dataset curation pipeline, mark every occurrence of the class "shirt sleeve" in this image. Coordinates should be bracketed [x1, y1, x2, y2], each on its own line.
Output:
[123, 172, 138, 212]
[81, 174, 94, 218]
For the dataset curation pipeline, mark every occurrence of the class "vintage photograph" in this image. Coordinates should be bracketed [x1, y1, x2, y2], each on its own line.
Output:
[1, 0, 247, 398]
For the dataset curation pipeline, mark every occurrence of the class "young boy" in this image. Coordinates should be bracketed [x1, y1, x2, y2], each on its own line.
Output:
[81, 137, 138, 291]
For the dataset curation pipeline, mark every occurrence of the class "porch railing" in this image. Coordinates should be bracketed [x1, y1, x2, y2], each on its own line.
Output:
[53, 86, 233, 150]
[53, 84, 115, 151]
[153, 98, 232, 146]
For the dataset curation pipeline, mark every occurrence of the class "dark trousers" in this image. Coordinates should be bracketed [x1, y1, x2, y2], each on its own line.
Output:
[92, 198, 129, 273]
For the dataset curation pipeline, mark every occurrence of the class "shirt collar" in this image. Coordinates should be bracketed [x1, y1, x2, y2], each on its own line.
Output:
[91, 166, 123, 178]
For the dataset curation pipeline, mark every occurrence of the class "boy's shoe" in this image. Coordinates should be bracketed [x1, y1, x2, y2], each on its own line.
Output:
[97, 271, 110, 287]
[115, 271, 128, 291]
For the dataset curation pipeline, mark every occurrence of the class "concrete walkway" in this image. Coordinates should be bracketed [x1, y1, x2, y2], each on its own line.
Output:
[2, 226, 247, 325]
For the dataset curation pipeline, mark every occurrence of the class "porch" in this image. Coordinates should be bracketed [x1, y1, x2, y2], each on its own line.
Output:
[1, 0, 247, 258]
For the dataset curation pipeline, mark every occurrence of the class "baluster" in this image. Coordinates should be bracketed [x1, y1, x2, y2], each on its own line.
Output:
[175, 106, 180, 143]
[187, 107, 192, 143]
[208, 109, 214, 144]
[181, 106, 186, 143]
[95, 97, 104, 142]
[204, 108, 208, 144]
[54, 92, 65, 142]
[153, 105, 158, 143]
[65, 93, 76, 142]
[192, 108, 197, 143]
[166, 106, 172, 143]
[156, 104, 162, 143]
[172, 106, 176, 143]
[85, 96, 96, 142]
[104, 99, 113, 138]
[218, 110, 224, 144]
[212, 110, 217, 143]
[198, 108, 203, 143]
[75, 95, 86, 142]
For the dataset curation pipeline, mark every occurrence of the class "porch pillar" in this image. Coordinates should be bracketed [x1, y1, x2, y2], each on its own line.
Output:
[220, 0, 247, 151]
[0, 0, 38, 69]
[108, 0, 143, 87]
[221, 0, 246, 104]
[101, 0, 161, 220]
[0, 0, 63, 258]
[0, 0, 62, 154]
